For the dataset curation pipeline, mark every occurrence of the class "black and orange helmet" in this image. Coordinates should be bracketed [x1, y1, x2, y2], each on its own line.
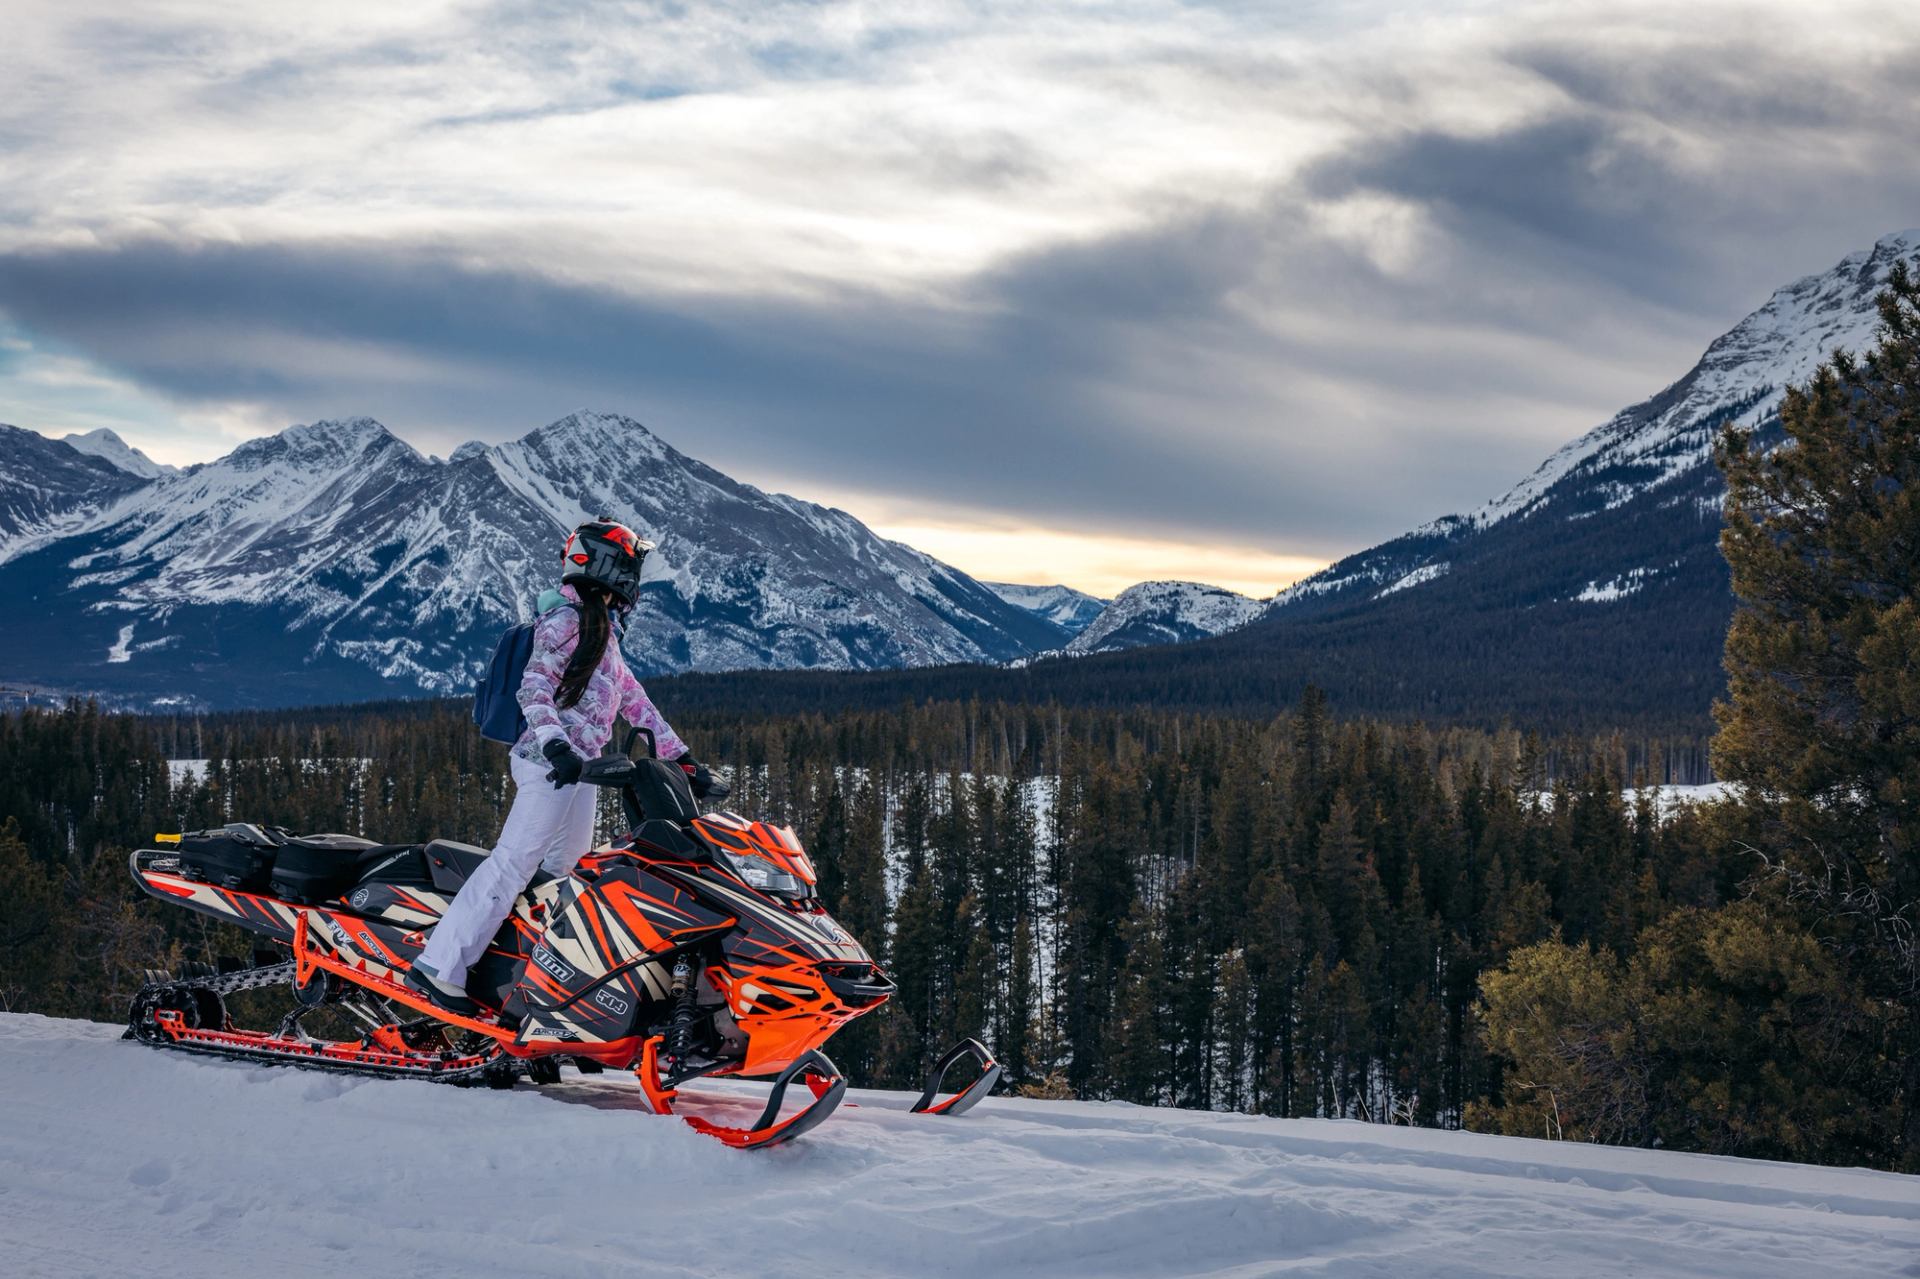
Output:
[562, 517, 652, 607]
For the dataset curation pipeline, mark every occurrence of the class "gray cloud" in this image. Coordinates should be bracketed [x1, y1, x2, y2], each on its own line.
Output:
[2, 3, 1918, 561]
[1310, 34, 1920, 323]
[0, 230, 1419, 550]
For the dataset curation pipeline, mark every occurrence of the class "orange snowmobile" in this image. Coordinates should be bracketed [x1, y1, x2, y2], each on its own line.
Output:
[127, 731, 1000, 1149]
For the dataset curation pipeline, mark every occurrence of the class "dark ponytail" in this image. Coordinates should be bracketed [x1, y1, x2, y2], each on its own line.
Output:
[556, 583, 611, 709]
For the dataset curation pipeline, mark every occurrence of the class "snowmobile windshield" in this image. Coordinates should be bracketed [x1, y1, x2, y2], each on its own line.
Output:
[715, 848, 810, 900]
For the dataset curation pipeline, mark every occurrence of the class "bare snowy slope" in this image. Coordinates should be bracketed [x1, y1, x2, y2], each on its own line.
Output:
[985, 581, 1109, 635]
[0, 412, 1070, 706]
[1472, 228, 1915, 530]
[1066, 580, 1262, 655]
[3, 1015, 1915, 1279]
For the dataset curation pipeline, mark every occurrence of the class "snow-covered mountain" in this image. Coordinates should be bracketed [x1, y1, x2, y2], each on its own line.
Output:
[1268, 229, 1919, 621]
[1066, 580, 1261, 655]
[1152, 230, 1920, 726]
[0, 423, 150, 553]
[984, 581, 1108, 635]
[7, 1014, 1915, 1278]
[806, 229, 1916, 731]
[0, 412, 1072, 706]
[62, 428, 176, 479]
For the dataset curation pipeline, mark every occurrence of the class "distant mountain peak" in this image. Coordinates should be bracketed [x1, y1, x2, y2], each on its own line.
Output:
[984, 581, 1109, 636]
[1234, 228, 1920, 728]
[288, 415, 390, 441]
[0, 425, 151, 561]
[1472, 230, 1920, 531]
[528, 409, 672, 457]
[61, 428, 176, 480]
[1066, 579, 1260, 655]
[230, 417, 410, 470]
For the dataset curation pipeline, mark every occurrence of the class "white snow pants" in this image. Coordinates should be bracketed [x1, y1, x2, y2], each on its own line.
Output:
[415, 753, 596, 987]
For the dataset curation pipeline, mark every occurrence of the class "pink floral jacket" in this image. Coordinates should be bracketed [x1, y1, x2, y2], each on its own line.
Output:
[512, 583, 687, 768]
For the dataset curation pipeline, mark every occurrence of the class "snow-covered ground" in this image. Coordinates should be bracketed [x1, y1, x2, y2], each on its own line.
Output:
[1622, 781, 1735, 811]
[3, 1016, 1914, 1278]
[1524, 783, 1736, 818]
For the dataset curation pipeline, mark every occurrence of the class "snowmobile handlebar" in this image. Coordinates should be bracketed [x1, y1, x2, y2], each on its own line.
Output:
[588, 730, 731, 804]
[580, 754, 641, 787]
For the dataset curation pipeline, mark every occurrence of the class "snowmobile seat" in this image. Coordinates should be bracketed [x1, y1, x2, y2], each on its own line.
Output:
[352, 845, 434, 889]
[419, 839, 560, 897]
[424, 839, 492, 894]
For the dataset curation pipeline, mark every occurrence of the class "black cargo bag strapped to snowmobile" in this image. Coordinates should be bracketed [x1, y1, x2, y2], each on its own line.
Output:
[269, 833, 389, 904]
[178, 825, 405, 903]
[177, 823, 288, 893]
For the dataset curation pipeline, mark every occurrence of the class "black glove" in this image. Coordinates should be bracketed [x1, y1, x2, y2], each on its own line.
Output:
[676, 754, 714, 798]
[542, 737, 585, 788]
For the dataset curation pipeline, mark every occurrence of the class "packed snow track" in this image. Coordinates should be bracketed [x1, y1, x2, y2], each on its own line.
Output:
[2, 1016, 1915, 1278]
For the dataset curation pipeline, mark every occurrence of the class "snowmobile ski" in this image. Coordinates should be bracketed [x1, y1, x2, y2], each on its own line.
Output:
[634, 1036, 849, 1149]
[912, 1038, 1003, 1116]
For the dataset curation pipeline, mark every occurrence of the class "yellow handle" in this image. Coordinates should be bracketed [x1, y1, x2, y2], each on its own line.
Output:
[154, 833, 182, 845]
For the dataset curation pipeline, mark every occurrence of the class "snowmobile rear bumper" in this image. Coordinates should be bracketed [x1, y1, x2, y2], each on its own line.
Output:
[912, 1038, 1002, 1116]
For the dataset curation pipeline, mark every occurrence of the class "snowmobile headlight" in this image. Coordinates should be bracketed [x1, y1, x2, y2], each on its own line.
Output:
[718, 849, 809, 900]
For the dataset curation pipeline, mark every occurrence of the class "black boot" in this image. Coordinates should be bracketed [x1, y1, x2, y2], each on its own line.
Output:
[405, 963, 480, 1018]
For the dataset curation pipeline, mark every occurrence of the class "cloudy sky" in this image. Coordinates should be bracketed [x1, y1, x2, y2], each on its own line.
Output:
[3, 1, 1917, 594]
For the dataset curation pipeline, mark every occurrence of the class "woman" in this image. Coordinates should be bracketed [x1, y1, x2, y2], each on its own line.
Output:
[408, 517, 711, 1016]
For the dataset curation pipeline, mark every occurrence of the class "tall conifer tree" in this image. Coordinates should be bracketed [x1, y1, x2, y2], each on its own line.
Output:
[1715, 258, 1920, 1166]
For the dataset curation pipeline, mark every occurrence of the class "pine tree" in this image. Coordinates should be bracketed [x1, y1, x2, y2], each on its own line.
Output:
[1476, 904, 1895, 1162]
[1244, 864, 1303, 1115]
[1108, 899, 1171, 1103]
[887, 849, 942, 1084]
[1003, 914, 1038, 1082]
[1714, 257, 1920, 1166]
[1314, 790, 1384, 962]
[0, 821, 75, 1013]
[821, 777, 890, 1083]
[953, 896, 995, 1052]
[807, 778, 851, 910]
[1214, 947, 1253, 1111]
[1056, 757, 1142, 1089]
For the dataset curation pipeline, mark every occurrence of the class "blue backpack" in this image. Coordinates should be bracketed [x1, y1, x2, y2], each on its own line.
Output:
[473, 599, 578, 744]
